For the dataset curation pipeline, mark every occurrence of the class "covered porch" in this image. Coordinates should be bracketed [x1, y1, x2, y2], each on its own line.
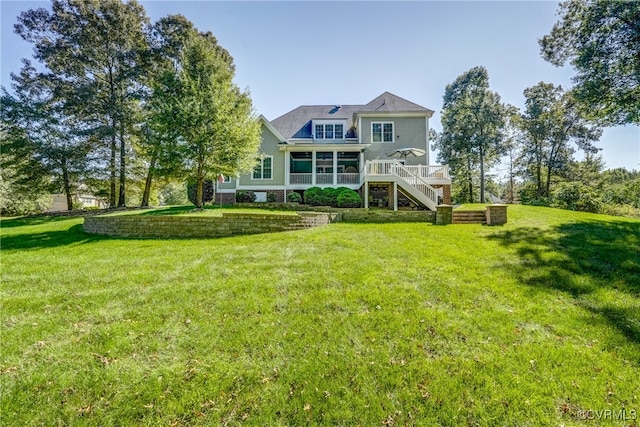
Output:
[285, 149, 364, 189]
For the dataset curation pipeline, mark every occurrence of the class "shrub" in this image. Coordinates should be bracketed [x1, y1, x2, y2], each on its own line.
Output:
[303, 187, 324, 206]
[187, 179, 214, 206]
[321, 187, 341, 206]
[601, 203, 640, 219]
[551, 182, 601, 213]
[236, 191, 256, 203]
[287, 192, 302, 203]
[337, 189, 362, 208]
[267, 192, 278, 203]
[159, 182, 189, 206]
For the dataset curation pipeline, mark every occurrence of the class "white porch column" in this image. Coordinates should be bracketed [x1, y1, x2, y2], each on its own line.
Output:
[312, 151, 316, 185]
[284, 150, 289, 191]
[333, 151, 338, 186]
[359, 151, 365, 183]
[393, 182, 398, 211]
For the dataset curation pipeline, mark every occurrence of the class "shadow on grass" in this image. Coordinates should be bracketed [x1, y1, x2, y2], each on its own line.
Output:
[488, 219, 640, 345]
[1, 224, 108, 250]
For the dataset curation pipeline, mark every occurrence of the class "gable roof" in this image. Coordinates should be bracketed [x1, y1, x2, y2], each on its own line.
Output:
[268, 92, 433, 140]
[258, 115, 287, 142]
[359, 91, 433, 114]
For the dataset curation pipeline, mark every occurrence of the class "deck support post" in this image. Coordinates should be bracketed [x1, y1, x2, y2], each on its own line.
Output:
[364, 181, 369, 209]
[393, 182, 398, 211]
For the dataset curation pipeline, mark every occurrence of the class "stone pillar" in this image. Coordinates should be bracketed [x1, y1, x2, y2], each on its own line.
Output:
[486, 204, 507, 225]
[436, 205, 453, 225]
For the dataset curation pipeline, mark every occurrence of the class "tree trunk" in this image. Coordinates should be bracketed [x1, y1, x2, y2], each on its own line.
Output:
[108, 68, 117, 208]
[467, 156, 473, 203]
[196, 165, 204, 209]
[508, 150, 514, 203]
[545, 142, 559, 198]
[479, 146, 485, 203]
[536, 145, 543, 199]
[117, 119, 126, 207]
[62, 159, 73, 211]
[109, 120, 117, 208]
[545, 161, 553, 198]
[141, 153, 157, 207]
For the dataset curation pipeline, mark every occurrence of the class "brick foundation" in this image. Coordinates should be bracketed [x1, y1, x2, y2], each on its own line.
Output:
[215, 192, 236, 204]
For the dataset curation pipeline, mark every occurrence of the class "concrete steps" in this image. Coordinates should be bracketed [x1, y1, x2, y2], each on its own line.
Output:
[452, 210, 486, 224]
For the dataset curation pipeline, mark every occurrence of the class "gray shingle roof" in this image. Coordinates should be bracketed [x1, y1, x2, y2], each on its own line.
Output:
[269, 92, 433, 140]
[271, 105, 362, 139]
[360, 91, 432, 113]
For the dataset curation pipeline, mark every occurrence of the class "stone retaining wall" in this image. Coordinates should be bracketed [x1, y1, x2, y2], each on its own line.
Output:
[340, 210, 435, 223]
[83, 212, 339, 238]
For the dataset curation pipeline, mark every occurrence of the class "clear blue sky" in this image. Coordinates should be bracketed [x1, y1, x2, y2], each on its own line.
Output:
[2, 0, 639, 175]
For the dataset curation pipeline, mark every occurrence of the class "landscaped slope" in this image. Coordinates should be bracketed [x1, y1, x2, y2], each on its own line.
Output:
[1, 206, 638, 426]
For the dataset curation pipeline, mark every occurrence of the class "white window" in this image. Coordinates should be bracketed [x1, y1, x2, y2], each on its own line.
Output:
[325, 124, 334, 139]
[313, 122, 346, 140]
[372, 122, 394, 143]
[252, 156, 273, 180]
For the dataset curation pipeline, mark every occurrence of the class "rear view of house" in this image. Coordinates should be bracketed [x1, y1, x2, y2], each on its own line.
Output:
[216, 92, 451, 210]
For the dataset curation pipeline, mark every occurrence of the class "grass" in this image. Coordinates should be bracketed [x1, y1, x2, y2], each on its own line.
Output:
[1, 205, 639, 426]
[99, 205, 299, 217]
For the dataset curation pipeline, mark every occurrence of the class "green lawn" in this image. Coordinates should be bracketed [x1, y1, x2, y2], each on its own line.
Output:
[1, 205, 638, 426]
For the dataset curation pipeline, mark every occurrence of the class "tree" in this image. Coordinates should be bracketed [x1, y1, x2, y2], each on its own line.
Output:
[15, 0, 151, 207]
[1, 61, 92, 211]
[0, 106, 52, 215]
[137, 15, 196, 207]
[434, 66, 509, 203]
[540, 0, 640, 125]
[174, 33, 260, 208]
[516, 82, 602, 199]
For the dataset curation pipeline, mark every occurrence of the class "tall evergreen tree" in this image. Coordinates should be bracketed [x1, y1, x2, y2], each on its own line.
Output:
[434, 66, 509, 203]
[137, 15, 196, 207]
[15, 0, 151, 207]
[174, 33, 260, 208]
[1, 61, 92, 211]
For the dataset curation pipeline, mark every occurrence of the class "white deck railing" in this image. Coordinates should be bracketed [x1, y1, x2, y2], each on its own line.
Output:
[338, 173, 359, 185]
[365, 160, 441, 210]
[290, 173, 312, 184]
[316, 173, 333, 184]
[366, 161, 449, 179]
[289, 173, 361, 185]
[404, 165, 449, 179]
[392, 164, 439, 209]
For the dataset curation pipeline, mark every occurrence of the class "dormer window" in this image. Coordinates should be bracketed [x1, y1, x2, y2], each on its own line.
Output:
[313, 121, 345, 139]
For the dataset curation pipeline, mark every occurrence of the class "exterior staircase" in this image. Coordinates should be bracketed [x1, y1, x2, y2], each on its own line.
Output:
[365, 161, 444, 211]
[391, 164, 439, 211]
[452, 210, 487, 224]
